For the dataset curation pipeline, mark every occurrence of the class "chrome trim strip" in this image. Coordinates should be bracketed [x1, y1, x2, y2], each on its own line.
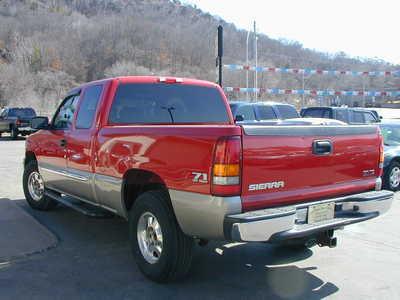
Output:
[242, 125, 377, 136]
[40, 166, 89, 182]
[168, 189, 242, 240]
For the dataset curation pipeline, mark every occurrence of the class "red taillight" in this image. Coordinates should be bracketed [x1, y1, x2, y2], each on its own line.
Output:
[378, 135, 384, 177]
[211, 136, 242, 196]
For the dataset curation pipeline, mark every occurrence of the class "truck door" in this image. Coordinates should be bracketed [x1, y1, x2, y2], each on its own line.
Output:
[65, 84, 104, 202]
[38, 94, 80, 191]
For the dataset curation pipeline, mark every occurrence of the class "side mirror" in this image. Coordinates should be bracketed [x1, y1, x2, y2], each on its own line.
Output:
[31, 116, 49, 130]
[235, 114, 244, 122]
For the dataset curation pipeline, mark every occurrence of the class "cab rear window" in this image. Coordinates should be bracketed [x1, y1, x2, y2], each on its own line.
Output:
[109, 83, 229, 124]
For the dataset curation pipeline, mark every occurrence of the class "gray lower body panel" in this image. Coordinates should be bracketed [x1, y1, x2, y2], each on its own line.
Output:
[39, 163, 125, 217]
[169, 189, 242, 240]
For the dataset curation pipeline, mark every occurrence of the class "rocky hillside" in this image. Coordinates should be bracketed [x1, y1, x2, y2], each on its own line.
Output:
[0, 0, 398, 111]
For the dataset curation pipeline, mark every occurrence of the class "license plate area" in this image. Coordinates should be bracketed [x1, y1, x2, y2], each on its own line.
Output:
[307, 202, 335, 224]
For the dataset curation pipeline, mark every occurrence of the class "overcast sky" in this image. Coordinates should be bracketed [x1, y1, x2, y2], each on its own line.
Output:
[184, 0, 400, 65]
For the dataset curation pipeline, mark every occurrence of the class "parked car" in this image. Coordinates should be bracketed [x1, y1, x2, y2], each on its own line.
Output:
[24, 76, 393, 282]
[379, 119, 400, 191]
[371, 108, 400, 120]
[0, 107, 36, 139]
[300, 106, 379, 124]
[229, 101, 299, 122]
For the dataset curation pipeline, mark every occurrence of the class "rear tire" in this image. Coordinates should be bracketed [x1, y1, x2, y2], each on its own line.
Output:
[128, 190, 194, 283]
[23, 161, 58, 210]
[384, 161, 400, 191]
[11, 126, 18, 139]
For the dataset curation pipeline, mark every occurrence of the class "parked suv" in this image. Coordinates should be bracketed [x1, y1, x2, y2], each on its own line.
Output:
[229, 101, 299, 122]
[0, 107, 36, 139]
[300, 107, 379, 124]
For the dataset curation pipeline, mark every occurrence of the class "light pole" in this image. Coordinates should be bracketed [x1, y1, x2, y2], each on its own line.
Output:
[254, 21, 258, 102]
[246, 29, 250, 101]
[302, 72, 305, 107]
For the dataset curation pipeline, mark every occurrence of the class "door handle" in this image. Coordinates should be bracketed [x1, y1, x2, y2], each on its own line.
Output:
[59, 139, 67, 147]
[312, 140, 332, 155]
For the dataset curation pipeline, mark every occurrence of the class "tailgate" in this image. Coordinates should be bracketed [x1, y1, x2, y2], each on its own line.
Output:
[241, 125, 381, 211]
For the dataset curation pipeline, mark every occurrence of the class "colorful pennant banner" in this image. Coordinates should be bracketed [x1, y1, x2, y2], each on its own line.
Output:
[224, 64, 400, 77]
[224, 87, 400, 97]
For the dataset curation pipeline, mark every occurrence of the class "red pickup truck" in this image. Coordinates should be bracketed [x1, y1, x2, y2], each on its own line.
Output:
[24, 76, 393, 282]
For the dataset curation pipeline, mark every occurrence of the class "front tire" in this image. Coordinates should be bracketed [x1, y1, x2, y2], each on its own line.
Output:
[384, 161, 400, 191]
[128, 190, 194, 283]
[23, 161, 57, 210]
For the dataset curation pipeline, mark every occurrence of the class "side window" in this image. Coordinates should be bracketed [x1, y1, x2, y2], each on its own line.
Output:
[335, 110, 348, 123]
[53, 95, 79, 129]
[75, 85, 103, 129]
[276, 105, 299, 119]
[257, 105, 277, 120]
[236, 105, 256, 120]
[350, 111, 364, 124]
[364, 112, 376, 124]
[303, 109, 330, 118]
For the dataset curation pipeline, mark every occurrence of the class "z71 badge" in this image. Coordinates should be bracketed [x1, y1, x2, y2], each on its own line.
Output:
[249, 181, 285, 191]
[191, 172, 208, 183]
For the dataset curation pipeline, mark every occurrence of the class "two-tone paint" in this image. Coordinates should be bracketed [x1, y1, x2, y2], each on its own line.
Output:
[26, 76, 386, 240]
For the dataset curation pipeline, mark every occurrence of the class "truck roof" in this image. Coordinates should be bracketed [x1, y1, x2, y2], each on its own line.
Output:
[69, 76, 219, 95]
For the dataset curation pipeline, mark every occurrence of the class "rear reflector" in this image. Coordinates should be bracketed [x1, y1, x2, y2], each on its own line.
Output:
[213, 176, 240, 185]
[211, 136, 242, 196]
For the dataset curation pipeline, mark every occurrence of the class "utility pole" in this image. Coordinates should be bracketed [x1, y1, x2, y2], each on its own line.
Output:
[254, 21, 258, 102]
[362, 78, 366, 107]
[302, 72, 305, 107]
[217, 25, 223, 87]
[246, 29, 250, 101]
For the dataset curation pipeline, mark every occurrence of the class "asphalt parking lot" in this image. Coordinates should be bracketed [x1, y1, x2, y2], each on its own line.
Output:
[0, 137, 399, 299]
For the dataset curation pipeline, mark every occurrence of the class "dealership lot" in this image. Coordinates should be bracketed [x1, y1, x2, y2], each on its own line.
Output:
[0, 138, 399, 299]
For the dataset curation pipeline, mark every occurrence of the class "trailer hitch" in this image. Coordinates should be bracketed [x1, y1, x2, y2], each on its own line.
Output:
[317, 229, 337, 248]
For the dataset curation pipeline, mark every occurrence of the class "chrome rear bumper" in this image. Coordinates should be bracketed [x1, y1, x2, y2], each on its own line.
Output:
[224, 190, 394, 242]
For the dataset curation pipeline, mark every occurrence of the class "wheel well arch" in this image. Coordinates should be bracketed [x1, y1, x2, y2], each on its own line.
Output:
[386, 157, 400, 169]
[391, 157, 400, 164]
[122, 169, 169, 212]
[24, 151, 37, 166]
